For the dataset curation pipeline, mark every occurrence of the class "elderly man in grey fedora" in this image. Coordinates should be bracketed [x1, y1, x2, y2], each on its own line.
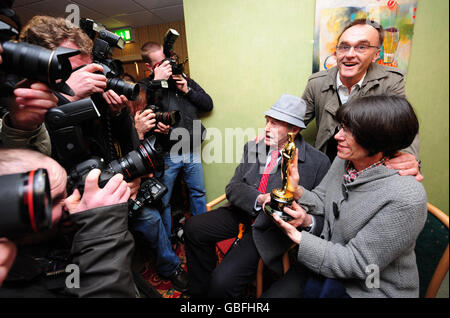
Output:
[184, 94, 331, 298]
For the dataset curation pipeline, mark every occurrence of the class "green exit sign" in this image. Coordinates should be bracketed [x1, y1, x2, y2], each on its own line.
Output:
[113, 27, 134, 43]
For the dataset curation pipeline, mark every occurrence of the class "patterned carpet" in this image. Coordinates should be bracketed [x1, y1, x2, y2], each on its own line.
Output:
[139, 240, 228, 298]
[140, 241, 189, 298]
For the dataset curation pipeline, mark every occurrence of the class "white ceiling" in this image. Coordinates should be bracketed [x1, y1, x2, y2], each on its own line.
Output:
[12, 0, 184, 30]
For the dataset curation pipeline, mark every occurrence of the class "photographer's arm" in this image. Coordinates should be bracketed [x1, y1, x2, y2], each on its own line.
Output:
[64, 169, 136, 297]
[181, 77, 213, 112]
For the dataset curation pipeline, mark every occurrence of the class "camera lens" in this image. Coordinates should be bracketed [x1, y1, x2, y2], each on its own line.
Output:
[0, 169, 52, 238]
[107, 77, 140, 101]
[0, 41, 79, 95]
[155, 110, 181, 126]
[107, 136, 164, 181]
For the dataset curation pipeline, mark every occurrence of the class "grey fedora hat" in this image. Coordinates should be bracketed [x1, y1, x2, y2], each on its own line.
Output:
[264, 94, 307, 128]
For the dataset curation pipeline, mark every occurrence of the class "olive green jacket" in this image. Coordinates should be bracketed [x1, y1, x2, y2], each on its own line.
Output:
[302, 63, 419, 157]
[0, 113, 52, 156]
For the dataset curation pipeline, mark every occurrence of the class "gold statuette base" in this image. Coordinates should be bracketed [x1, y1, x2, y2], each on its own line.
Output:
[264, 188, 294, 222]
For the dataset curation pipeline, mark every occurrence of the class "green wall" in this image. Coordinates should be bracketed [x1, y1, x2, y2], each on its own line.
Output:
[184, 0, 449, 213]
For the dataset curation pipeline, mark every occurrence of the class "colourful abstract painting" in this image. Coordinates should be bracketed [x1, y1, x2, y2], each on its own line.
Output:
[313, 0, 417, 74]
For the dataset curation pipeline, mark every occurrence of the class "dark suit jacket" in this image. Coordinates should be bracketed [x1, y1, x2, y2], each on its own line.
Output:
[225, 134, 330, 274]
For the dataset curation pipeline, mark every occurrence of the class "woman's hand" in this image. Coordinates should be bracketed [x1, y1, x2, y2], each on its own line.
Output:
[271, 201, 311, 245]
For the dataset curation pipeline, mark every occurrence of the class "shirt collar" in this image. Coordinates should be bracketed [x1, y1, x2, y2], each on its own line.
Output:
[336, 72, 366, 91]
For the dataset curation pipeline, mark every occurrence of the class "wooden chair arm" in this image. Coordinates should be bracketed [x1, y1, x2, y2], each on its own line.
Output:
[206, 193, 227, 212]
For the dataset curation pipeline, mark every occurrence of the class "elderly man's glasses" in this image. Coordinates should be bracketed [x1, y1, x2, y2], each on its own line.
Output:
[336, 44, 379, 54]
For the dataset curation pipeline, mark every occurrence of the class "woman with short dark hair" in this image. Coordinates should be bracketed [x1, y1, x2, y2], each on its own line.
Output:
[263, 95, 427, 298]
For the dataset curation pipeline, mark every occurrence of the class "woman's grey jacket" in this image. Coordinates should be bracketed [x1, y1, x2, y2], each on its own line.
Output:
[297, 157, 427, 298]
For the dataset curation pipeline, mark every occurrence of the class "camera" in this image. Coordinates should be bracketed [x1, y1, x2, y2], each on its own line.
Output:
[141, 79, 181, 127]
[0, 169, 53, 239]
[162, 28, 187, 76]
[0, 1, 78, 96]
[129, 177, 168, 216]
[45, 97, 101, 168]
[146, 104, 181, 126]
[79, 18, 139, 100]
[66, 135, 164, 193]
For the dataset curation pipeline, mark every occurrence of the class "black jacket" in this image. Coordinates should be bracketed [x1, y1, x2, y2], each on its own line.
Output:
[138, 76, 213, 152]
[0, 203, 136, 298]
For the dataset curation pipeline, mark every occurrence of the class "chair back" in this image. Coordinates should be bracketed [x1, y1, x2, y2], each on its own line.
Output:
[414, 203, 449, 298]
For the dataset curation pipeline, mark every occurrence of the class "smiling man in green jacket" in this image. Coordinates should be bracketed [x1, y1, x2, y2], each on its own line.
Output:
[302, 19, 421, 181]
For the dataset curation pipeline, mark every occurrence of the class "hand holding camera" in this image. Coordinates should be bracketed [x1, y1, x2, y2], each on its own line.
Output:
[172, 74, 189, 94]
[134, 108, 156, 139]
[153, 60, 172, 81]
[103, 89, 130, 115]
[65, 169, 130, 214]
[10, 80, 58, 131]
[64, 63, 107, 102]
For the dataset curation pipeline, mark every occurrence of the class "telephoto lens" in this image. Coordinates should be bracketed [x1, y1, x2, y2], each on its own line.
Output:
[67, 135, 166, 193]
[0, 41, 79, 96]
[103, 135, 164, 185]
[0, 169, 53, 239]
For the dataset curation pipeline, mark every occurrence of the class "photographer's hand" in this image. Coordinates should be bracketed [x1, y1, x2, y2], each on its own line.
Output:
[0, 238, 17, 287]
[103, 90, 129, 115]
[172, 74, 189, 94]
[64, 63, 107, 102]
[153, 60, 172, 80]
[154, 122, 170, 134]
[64, 169, 130, 214]
[134, 109, 156, 140]
[128, 177, 141, 200]
[10, 81, 58, 131]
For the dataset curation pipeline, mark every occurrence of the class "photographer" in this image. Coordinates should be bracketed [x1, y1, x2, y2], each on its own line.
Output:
[0, 42, 58, 155]
[133, 40, 212, 291]
[18, 16, 140, 168]
[139, 42, 213, 217]
[0, 148, 136, 297]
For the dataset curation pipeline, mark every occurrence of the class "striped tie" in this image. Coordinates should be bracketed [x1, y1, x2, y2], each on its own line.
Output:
[257, 150, 280, 193]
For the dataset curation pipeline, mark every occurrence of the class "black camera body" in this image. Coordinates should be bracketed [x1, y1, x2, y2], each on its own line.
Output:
[129, 177, 168, 216]
[146, 104, 181, 127]
[80, 18, 139, 101]
[142, 79, 181, 128]
[0, 2, 78, 96]
[45, 97, 102, 168]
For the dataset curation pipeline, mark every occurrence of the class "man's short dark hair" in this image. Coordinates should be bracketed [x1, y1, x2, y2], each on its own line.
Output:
[336, 95, 418, 158]
[337, 18, 384, 47]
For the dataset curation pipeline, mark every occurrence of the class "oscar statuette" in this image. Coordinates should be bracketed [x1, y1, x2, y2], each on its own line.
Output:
[264, 132, 296, 221]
